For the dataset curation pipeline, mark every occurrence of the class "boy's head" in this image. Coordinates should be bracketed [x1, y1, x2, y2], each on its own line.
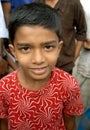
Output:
[8, 3, 63, 82]
[8, 2, 62, 43]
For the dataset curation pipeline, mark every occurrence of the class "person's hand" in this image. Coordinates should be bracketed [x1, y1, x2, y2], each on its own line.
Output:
[0, 56, 8, 78]
[84, 40, 90, 49]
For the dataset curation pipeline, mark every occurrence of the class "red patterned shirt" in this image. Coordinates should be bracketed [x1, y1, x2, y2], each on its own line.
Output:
[0, 68, 84, 130]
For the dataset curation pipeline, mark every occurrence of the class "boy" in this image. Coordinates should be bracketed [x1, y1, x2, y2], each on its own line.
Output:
[0, 3, 84, 130]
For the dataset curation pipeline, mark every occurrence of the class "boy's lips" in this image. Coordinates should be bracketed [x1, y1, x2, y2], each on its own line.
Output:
[30, 66, 48, 75]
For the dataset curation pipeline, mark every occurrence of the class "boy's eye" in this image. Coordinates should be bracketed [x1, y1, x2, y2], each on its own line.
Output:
[44, 45, 55, 51]
[18, 46, 31, 53]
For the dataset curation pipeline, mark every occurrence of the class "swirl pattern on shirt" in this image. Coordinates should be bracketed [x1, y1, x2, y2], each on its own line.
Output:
[0, 68, 84, 130]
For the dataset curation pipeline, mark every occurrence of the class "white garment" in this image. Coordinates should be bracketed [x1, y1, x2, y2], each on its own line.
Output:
[80, 0, 90, 39]
[0, 1, 8, 38]
[77, 48, 90, 78]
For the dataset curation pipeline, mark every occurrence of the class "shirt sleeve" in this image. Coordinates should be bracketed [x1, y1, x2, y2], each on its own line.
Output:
[74, 0, 87, 41]
[62, 73, 84, 116]
[0, 80, 9, 119]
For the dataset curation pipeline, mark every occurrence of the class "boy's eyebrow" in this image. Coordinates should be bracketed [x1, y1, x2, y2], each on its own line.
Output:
[15, 40, 59, 46]
[16, 43, 30, 46]
[42, 40, 59, 44]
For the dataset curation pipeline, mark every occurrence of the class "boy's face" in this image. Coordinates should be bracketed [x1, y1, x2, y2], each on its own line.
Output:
[9, 25, 62, 81]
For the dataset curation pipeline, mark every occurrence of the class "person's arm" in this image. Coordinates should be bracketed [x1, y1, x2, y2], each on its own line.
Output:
[0, 118, 8, 130]
[74, 0, 87, 62]
[6, 54, 18, 70]
[0, 38, 3, 56]
[84, 40, 90, 49]
[0, 39, 17, 78]
[1, 1, 11, 25]
[63, 113, 76, 130]
[0, 39, 8, 78]
[74, 40, 84, 62]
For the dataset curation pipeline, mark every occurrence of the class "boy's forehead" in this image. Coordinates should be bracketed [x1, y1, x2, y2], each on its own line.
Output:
[14, 25, 59, 43]
[15, 25, 51, 32]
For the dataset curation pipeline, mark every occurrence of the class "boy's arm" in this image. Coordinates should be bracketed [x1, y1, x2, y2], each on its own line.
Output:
[63, 113, 76, 130]
[0, 118, 8, 130]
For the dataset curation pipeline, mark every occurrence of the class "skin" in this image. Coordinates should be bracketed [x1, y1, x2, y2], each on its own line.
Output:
[63, 114, 76, 130]
[0, 38, 8, 78]
[1, 2, 11, 25]
[0, 57, 8, 78]
[9, 25, 63, 90]
[0, 38, 17, 78]
[84, 40, 90, 49]
[74, 40, 84, 62]
[45, 0, 59, 8]
[0, 119, 8, 130]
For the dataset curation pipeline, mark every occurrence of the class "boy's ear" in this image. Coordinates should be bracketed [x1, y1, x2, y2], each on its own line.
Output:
[9, 44, 16, 58]
[58, 40, 63, 52]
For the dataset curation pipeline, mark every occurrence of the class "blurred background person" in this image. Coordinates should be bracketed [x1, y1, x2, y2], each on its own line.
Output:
[0, 0, 8, 78]
[75, 0, 90, 129]
[0, 0, 17, 79]
[1, 0, 35, 23]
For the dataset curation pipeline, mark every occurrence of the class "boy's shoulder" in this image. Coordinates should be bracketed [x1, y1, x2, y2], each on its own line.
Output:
[53, 67, 71, 76]
[53, 67, 79, 86]
[0, 70, 18, 84]
[53, 67, 76, 82]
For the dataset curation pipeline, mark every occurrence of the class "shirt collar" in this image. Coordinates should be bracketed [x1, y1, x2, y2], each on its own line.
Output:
[55, 0, 67, 13]
[38, 0, 67, 13]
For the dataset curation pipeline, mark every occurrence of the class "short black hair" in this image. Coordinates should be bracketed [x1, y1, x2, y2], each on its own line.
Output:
[8, 2, 62, 43]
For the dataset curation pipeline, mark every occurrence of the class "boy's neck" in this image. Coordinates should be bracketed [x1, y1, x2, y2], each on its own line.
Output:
[17, 68, 51, 91]
[45, 0, 59, 8]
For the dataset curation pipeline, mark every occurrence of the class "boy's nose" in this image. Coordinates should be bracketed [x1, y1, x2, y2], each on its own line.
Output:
[31, 49, 45, 64]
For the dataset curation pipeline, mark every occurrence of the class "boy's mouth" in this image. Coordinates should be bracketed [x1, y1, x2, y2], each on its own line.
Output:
[30, 66, 48, 75]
